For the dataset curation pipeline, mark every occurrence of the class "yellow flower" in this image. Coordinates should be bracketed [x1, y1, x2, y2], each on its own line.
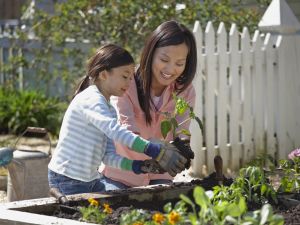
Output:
[133, 222, 144, 225]
[152, 213, 165, 224]
[168, 211, 180, 225]
[103, 203, 113, 214]
[88, 198, 99, 207]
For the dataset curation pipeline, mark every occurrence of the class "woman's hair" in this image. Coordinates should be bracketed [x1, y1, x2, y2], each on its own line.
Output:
[136, 20, 197, 124]
[73, 44, 134, 98]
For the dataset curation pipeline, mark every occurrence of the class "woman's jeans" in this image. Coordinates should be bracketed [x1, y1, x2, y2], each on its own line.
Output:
[101, 175, 172, 191]
[48, 170, 105, 195]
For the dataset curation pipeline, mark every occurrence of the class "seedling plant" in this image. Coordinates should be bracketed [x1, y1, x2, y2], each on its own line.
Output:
[278, 149, 300, 193]
[160, 93, 203, 140]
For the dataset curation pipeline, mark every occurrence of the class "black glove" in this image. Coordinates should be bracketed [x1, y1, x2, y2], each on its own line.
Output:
[132, 160, 165, 174]
[170, 137, 194, 169]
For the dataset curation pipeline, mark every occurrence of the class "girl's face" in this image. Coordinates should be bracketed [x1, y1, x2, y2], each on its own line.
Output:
[151, 43, 188, 96]
[97, 64, 134, 100]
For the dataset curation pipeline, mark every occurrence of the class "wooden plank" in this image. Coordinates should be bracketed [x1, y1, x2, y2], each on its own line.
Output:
[241, 27, 254, 164]
[274, 36, 289, 160]
[295, 37, 300, 148]
[252, 30, 265, 156]
[263, 33, 277, 161]
[204, 21, 217, 173]
[216, 22, 230, 173]
[229, 24, 241, 171]
[191, 21, 205, 177]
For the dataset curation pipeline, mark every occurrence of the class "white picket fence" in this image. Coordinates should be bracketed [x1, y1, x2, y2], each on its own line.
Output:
[190, 20, 300, 176]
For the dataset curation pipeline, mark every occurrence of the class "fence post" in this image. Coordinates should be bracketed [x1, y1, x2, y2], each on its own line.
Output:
[259, 0, 300, 159]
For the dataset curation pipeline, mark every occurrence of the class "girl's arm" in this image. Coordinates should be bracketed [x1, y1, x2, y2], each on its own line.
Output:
[80, 95, 147, 152]
[102, 138, 132, 170]
[102, 138, 160, 174]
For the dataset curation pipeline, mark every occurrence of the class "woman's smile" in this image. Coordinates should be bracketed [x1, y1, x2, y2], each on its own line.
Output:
[161, 72, 173, 80]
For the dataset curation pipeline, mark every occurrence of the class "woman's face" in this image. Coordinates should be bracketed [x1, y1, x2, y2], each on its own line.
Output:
[151, 42, 188, 95]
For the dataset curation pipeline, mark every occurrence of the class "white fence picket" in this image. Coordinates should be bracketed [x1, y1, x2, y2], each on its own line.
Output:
[241, 27, 254, 164]
[216, 22, 230, 172]
[264, 34, 276, 159]
[252, 31, 265, 155]
[229, 24, 241, 170]
[191, 21, 205, 176]
[204, 22, 217, 172]
[275, 36, 290, 160]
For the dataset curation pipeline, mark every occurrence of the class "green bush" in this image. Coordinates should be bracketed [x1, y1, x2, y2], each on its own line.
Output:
[0, 87, 67, 136]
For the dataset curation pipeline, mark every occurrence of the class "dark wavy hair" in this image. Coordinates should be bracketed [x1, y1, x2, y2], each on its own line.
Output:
[73, 44, 134, 98]
[136, 20, 197, 124]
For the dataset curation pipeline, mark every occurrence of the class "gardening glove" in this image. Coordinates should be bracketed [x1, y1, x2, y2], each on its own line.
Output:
[170, 137, 194, 169]
[0, 147, 14, 167]
[156, 142, 187, 177]
[143, 139, 187, 177]
[132, 160, 165, 174]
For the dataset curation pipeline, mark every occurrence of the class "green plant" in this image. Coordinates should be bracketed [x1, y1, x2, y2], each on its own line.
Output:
[0, 87, 67, 136]
[210, 166, 277, 207]
[233, 166, 278, 205]
[247, 153, 276, 171]
[80, 198, 112, 224]
[119, 184, 283, 225]
[278, 150, 300, 193]
[181, 186, 283, 225]
[160, 93, 203, 139]
[120, 202, 187, 225]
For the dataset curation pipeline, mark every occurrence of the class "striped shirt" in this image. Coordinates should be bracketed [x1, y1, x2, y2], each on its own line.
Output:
[48, 85, 147, 182]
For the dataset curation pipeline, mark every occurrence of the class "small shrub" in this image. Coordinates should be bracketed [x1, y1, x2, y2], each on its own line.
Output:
[0, 87, 67, 137]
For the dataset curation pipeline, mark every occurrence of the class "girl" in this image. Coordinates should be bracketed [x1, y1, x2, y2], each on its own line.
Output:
[48, 44, 187, 195]
[102, 21, 197, 190]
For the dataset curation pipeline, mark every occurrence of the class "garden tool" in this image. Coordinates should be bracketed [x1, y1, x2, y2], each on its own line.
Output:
[0, 127, 51, 167]
[214, 155, 224, 185]
[49, 187, 79, 214]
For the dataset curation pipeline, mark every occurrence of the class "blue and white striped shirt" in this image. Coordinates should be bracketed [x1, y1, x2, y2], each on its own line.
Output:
[48, 85, 144, 182]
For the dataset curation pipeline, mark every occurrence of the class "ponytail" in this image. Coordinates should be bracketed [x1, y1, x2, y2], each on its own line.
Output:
[72, 44, 134, 100]
[72, 75, 90, 99]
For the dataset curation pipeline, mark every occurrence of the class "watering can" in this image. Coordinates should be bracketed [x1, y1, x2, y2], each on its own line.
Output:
[0, 127, 51, 167]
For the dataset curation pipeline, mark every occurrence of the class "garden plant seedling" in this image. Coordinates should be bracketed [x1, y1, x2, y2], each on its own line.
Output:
[160, 93, 203, 169]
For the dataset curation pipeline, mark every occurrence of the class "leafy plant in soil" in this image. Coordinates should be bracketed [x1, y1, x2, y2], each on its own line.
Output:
[278, 149, 300, 193]
[79, 198, 113, 224]
[78, 186, 283, 225]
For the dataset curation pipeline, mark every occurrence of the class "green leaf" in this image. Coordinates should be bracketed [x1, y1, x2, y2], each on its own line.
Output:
[180, 194, 195, 207]
[260, 204, 271, 224]
[193, 186, 209, 210]
[160, 120, 172, 139]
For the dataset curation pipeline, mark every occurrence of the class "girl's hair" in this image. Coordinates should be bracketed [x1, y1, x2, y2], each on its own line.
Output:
[136, 20, 197, 125]
[73, 44, 134, 98]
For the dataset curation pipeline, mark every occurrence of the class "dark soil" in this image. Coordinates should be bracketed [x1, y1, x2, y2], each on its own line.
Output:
[50, 176, 300, 225]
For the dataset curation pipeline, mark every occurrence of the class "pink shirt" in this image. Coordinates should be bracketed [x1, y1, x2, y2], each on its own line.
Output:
[103, 78, 196, 187]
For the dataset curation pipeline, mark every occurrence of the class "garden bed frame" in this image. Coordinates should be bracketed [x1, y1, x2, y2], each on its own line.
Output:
[0, 182, 196, 225]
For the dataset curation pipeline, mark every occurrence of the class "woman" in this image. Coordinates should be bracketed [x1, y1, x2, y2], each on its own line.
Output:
[101, 20, 197, 190]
